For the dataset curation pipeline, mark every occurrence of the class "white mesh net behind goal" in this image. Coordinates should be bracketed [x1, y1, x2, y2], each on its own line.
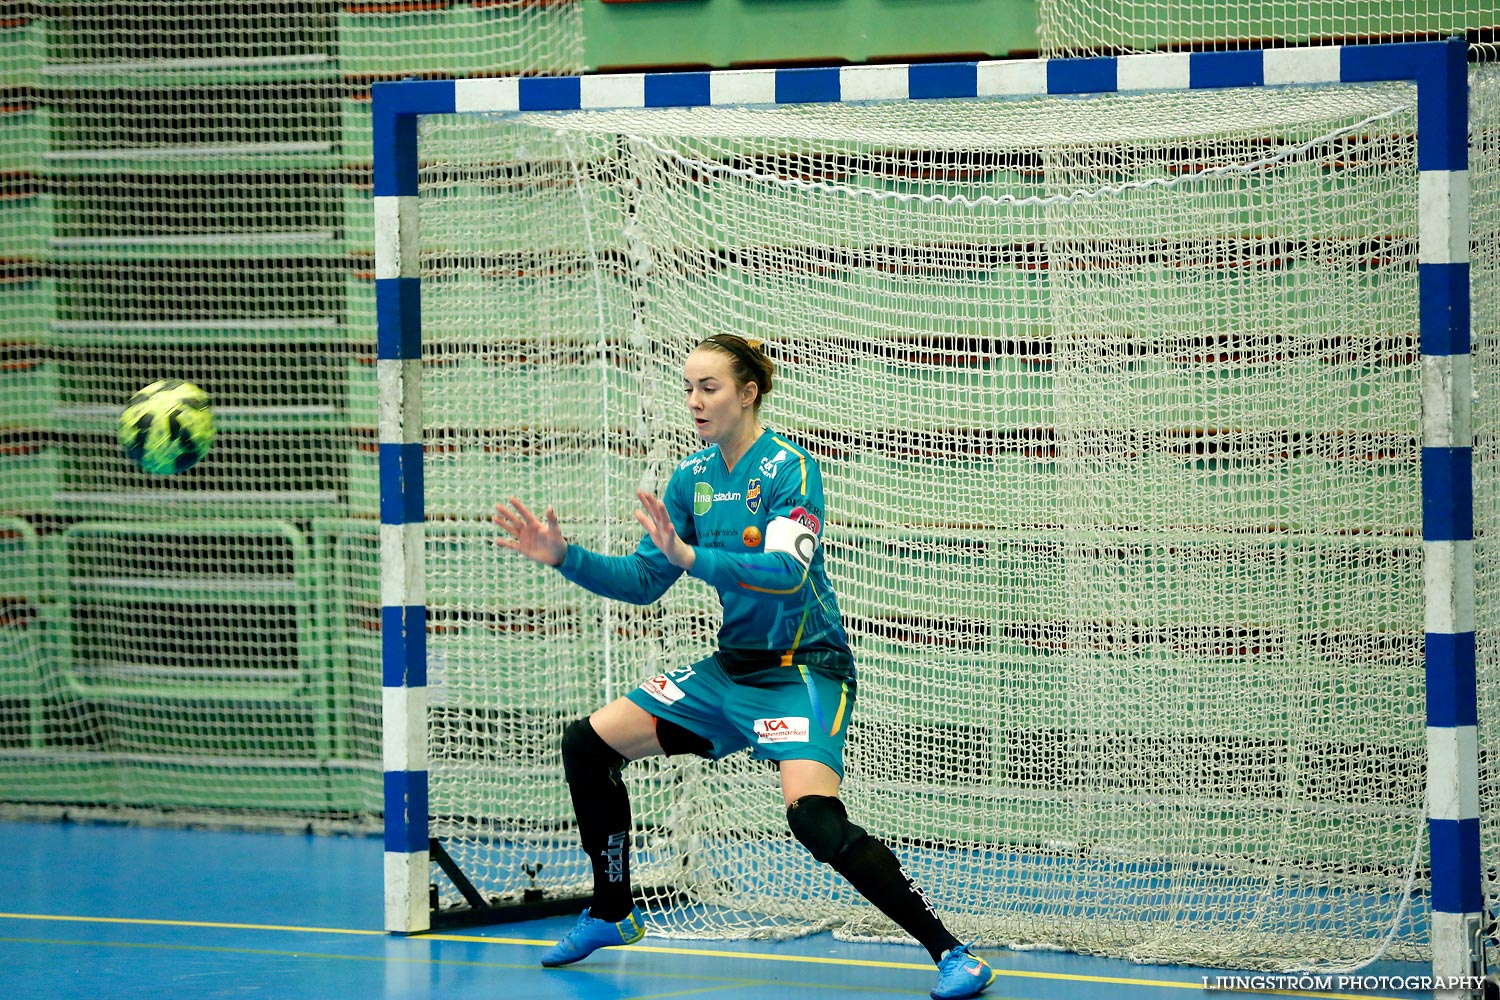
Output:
[1036, 1, 1497, 58]
[1, 1, 585, 826]
[416, 81, 1429, 968]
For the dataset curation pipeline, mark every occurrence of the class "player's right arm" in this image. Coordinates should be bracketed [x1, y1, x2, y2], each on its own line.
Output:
[493, 494, 685, 606]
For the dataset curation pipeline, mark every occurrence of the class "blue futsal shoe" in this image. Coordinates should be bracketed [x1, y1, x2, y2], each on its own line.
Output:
[931, 941, 998, 1000]
[539, 906, 646, 967]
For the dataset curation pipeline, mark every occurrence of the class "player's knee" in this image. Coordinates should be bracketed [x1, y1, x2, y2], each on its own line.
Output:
[561, 717, 626, 785]
[786, 794, 867, 865]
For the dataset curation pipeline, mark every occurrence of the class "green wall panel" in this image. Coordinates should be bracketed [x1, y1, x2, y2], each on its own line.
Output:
[583, 0, 1039, 71]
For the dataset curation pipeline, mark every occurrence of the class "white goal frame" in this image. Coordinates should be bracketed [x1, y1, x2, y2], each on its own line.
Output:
[371, 39, 1479, 980]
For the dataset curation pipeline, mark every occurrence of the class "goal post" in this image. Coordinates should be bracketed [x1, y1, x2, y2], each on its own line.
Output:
[372, 39, 1480, 979]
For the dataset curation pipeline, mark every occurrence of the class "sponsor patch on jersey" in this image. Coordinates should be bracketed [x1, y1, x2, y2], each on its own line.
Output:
[754, 716, 810, 744]
[760, 449, 788, 479]
[742, 525, 762, 548]
[640, 674, 687, 705]
[693, 482, 713, 515]
[745, 478, 762, 514]
[788, 505, 821, 536]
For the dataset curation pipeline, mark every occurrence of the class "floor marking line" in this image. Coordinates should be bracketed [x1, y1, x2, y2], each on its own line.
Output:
[0, 912, 384, 937]
[0, 913, 1403, 999]
[617, 984, 756, 1000]
[0, 936, 909, 994]
[426, 933, 936, 971]
[0, 936, 528, 967]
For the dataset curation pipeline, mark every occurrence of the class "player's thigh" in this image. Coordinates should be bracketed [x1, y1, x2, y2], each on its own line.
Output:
[625, 655, 748, 759]
[590, 697, 665, 761]
[778, 758, 841, 806]
[728, 666, 853, 779]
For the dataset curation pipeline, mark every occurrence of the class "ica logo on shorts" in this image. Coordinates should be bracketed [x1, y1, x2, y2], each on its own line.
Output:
[754, 717, 810, 743]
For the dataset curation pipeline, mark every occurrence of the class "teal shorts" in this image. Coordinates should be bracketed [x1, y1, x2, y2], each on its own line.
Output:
[626, 650, 857, 778]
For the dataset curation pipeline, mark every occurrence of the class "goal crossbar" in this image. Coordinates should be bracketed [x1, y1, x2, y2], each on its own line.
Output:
[371, 38, 1477, 980]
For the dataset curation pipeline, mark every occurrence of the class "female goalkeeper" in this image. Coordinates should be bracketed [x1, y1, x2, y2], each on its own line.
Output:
[492, 333, 996, 1000]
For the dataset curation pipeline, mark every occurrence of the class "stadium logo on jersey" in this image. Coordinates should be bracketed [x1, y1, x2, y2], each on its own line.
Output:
[788, 506, 821, 536]
[745, 478, 762, 514]
[693, 482, 713, 515]
[753, 717, 810, 744]
[760, 449, 788, 479]
[640, 674, 687, 705]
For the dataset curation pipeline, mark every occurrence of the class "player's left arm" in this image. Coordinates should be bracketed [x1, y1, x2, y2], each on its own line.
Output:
[686, 450, 825, 599]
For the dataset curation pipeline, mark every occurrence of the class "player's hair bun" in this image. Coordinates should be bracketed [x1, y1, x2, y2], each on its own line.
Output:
[700, 334, 774, 410]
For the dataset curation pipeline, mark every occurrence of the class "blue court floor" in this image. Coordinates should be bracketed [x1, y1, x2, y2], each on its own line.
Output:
[0, 819, 1435, 1000]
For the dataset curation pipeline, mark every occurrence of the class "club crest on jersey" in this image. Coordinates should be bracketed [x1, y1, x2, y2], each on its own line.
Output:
[745, 478, 762, 514]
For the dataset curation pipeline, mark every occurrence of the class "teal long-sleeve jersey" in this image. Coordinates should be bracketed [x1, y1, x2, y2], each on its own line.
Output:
[557, 428, 851, 660]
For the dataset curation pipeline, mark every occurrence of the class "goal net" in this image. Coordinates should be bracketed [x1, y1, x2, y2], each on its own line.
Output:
[414, 79, 1433, 968]
[1036, 1, 1498, 58]
[0, 0, 585, 825]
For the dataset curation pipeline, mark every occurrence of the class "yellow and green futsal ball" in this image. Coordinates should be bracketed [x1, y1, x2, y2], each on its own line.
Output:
[119, 379, 216, 475]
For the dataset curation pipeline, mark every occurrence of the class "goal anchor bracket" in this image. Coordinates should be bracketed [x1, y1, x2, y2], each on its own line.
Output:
[422, 837, 692, 931]
[424, 837, 593, 930]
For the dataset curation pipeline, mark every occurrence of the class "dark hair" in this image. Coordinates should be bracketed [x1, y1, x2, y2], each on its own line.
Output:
[697, 334, 774, 412]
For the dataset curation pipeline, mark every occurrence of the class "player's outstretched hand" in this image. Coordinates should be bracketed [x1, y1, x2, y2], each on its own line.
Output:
[635, 490, 695, 571]
[493, 497, 567, 567]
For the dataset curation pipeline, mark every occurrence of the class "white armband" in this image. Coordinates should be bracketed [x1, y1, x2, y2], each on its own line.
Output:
[764, 516, 817, 569]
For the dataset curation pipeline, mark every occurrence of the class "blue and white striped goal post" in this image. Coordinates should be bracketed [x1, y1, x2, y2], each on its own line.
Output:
[372, 38, 1478, 985]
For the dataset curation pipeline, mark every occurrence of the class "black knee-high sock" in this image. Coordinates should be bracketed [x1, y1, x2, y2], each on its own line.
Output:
[832, 835, 962, 963]
[561, 719, 633, 921]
